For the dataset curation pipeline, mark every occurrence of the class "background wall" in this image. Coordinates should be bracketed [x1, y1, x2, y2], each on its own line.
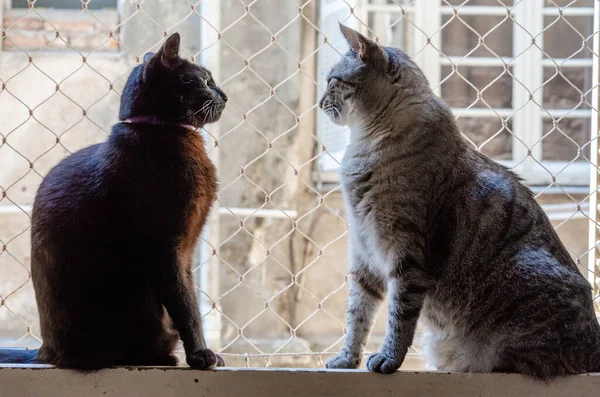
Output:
[0, 0, 595, 370]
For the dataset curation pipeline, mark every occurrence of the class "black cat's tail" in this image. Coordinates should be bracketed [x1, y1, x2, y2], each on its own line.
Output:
[0, 348, 38, 364]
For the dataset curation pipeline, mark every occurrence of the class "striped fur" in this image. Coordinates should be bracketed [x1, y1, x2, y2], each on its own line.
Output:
[321, 24, 600, 380]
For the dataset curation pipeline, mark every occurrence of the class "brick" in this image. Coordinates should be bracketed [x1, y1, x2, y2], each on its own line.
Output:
[106, 37, 120, 51]
[2, 32, 46, 50]
[93, 20, 119, 34]
[44, 32, 69, 49]
[69, 33, 118, 51]
[94, 24, 118, 35]
[3, 17, 43, 30]
[43, 20, 94, 33]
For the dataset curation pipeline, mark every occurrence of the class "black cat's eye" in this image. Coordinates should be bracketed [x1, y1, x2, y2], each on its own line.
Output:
[201, 77, 209, 85]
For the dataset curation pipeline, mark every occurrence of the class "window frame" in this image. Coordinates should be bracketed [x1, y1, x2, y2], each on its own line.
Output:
[316, 0, 596, 187]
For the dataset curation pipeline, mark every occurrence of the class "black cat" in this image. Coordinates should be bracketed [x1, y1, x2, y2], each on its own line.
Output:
[0, 33, 227, 371]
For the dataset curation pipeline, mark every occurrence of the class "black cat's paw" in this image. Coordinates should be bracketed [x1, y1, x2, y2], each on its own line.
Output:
[325, 353, 361, 369]
[186, 349, 220, 370]
[366, 353, 400, 374]
[158, 354, 179, 366]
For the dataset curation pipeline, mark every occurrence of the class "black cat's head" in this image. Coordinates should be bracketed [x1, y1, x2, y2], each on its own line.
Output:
[119, 33, 227, 128]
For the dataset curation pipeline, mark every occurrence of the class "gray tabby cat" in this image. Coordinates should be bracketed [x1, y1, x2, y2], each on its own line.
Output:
[320, 23, 600, 380]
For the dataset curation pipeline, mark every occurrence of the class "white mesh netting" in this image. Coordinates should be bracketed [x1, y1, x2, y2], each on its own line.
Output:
[0, 0, 599, 369]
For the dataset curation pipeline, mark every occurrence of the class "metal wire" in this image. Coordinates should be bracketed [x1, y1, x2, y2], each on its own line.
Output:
[0, 0, 599, 369]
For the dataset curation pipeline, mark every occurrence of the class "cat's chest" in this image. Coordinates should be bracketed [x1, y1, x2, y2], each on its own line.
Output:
[339, 146, 415, 272]
[176, 134, 218, 201]
[120, 131, 217, 210]
[339, 150, 378, 215]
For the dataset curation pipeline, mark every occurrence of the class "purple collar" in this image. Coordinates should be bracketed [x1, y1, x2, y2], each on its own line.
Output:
[122, 116, 197, 131]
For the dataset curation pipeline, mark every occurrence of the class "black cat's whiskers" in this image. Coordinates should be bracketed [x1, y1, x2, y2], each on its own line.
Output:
[194, 99, 214, 126]
[196, 99, 214, 116]
[209, 102, 218, 121]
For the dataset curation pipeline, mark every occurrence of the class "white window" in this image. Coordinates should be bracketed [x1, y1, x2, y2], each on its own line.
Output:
[316, 0, 596, 187]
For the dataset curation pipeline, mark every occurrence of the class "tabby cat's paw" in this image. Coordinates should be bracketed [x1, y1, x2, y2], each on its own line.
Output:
[186, 349, 220, 370]
[325, 353, 361, 369]
[216, 354, 225, 367]
[366, 353, 400, 374]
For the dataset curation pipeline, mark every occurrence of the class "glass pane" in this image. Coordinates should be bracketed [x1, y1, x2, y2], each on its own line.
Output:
[543, 67, 593, 110]
[541, 118, 591, 161]
[442, 66, 512, 108]
[457, 117, 513, 160]
[543, 16, 595, 59]
[441, 15, 513, 57]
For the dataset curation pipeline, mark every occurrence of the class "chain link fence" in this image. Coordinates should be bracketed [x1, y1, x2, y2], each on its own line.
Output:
[0, 0, 599, 370]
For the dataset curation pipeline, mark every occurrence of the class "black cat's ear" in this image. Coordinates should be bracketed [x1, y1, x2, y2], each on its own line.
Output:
[143, 52, 154, 63]
[339, 22, 387, 68]
[159, 32, 181, 66]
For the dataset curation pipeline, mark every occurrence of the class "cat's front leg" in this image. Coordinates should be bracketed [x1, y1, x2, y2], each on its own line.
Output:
[160, 259, 223, 370]
[326, 257, 386, 369]
[367, 268, 429, 374]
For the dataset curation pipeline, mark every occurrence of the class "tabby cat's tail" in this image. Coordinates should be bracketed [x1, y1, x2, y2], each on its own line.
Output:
[0, 348, 38, 364]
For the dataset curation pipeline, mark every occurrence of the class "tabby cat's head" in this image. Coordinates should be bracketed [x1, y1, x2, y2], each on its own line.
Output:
[319, 23, 429, 127]
[120, 33, 227, 128]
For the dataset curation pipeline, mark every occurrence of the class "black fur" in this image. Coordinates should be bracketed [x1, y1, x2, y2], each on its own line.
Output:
[0, 33, 227, 371]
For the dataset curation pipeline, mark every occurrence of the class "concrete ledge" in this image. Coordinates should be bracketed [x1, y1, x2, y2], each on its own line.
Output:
[1, 366, 600, 397]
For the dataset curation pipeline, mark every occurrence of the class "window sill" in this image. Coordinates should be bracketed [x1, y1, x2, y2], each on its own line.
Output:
[0, 366, 599, 397]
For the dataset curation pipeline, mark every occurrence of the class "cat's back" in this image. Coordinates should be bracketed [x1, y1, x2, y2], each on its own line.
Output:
[32, 142, 108, 236]
[425, 148, 591, 331]
[433, 150, 578, 270]
[33, 123, 216, 257]
[35, 143, 103, 200]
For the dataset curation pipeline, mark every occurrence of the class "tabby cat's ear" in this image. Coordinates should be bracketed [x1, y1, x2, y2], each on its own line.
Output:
[157, 32, 181, 67]
[339, 23, 387, 68]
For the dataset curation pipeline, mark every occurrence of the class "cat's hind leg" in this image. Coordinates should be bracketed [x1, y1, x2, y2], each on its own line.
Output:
[51, 350, 122, 372]
[116, 311, 182, 368]
[500, 341, 591, 380]
[419, 323, 447, 371]
[422, 330, 500, 374]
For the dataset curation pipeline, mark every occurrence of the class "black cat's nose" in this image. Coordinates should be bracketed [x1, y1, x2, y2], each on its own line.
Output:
[215, 87, 227, 102]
